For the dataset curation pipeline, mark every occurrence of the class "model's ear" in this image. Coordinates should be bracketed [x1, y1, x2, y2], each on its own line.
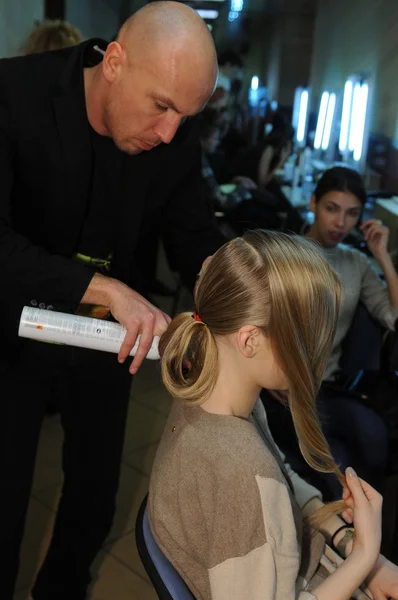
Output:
[236, 325, 263, 358]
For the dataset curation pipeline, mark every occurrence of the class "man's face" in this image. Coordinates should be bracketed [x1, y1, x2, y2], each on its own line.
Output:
[104, 52, 215, 155]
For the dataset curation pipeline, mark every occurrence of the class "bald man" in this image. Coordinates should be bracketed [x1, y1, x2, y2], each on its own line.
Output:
[0, 3, 225, 598]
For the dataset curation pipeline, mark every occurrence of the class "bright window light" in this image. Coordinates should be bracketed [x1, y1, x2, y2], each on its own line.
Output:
[196, 9, 219, 18]
[339, 80, 353, 152]
[297, 90, 309, 144]
[322, 93, 336, 150]
[348, 82, 362, 152]
[353, 83, 369, 161]
[251, 76, 259, 91]
[314, 92, 329, 150]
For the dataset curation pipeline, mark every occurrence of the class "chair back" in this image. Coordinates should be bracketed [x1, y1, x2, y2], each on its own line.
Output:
[135, 495, 196, 600]
[340, 302, 383, 377]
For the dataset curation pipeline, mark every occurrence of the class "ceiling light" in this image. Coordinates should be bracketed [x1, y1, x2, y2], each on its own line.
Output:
[251, 76, 259, 91]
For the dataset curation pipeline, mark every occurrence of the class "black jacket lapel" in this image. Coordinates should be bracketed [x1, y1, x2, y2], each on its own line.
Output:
[51, 44, 92, 238]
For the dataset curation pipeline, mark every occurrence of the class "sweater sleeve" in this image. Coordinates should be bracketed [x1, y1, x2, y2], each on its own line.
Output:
[206, 470, 318, 600]
[358, 253, 398, 330]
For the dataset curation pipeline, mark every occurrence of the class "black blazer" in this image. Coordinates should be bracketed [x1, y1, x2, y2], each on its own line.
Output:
[0, 40, 224, 351]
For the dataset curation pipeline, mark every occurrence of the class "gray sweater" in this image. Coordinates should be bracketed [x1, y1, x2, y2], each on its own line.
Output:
[322, 244, 398, 380]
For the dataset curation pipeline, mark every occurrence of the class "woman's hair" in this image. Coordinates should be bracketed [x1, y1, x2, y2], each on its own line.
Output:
[21, 20, 83, 55]
[314, 167, 367, 207]
[264, 128, 294, 171]
[160, 230, 346, 521]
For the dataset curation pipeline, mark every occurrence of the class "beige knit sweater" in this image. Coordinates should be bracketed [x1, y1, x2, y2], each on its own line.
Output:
[149, 400, 325, 600]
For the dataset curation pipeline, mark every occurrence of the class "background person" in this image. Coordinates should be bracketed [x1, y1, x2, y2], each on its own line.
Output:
[20, 19, 83, 55]
[265, 167, 398, 500]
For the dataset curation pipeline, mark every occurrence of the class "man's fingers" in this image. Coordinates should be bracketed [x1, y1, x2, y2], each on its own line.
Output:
[129, 323, 155, 374]
[163, 311, 172, 325]
[157, 311, 172, 331]
[118, 324, 139, 364]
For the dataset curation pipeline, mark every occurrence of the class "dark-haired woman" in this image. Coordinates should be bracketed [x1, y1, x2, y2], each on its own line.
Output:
[272, 167, 398, 500]
[308, 167, 398, 492]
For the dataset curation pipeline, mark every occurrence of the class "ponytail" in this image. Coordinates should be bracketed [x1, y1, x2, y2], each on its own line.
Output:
[159, 312, 219, 405]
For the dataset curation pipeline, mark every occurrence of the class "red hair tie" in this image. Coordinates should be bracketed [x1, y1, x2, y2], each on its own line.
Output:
[192, 312, 202, 323]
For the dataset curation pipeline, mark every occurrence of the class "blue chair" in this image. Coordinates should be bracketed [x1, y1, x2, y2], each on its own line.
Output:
[135, 495, 196, 600]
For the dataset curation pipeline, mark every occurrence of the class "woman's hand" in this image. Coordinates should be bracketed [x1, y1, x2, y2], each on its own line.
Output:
[343, 467, 383, 567]
[366, 555, 398, 600]
[232, 175, 258, 190]
[360, 219, 390, 261]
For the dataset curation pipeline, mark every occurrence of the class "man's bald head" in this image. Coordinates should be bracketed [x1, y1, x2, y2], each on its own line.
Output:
[90, 1, 218, 155]
[118, 2, 218, 98]
[118, 1, 216, 57]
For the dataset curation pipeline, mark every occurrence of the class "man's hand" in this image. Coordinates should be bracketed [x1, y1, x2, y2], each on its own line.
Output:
[109, 281, 171, 373]
[366, 555, 398, 599]
[82, 273, 171, 374]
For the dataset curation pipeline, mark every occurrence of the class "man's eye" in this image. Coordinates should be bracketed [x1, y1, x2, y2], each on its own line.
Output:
[155, 103, 167, 111]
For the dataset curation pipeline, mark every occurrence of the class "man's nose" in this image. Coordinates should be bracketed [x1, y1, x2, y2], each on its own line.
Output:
[154, 113, 182, 145]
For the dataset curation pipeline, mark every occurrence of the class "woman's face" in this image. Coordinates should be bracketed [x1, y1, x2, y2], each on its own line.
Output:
[309, 191, 362, 248]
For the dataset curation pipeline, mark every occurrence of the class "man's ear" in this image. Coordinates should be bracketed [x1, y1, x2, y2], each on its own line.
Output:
[102, 41, 125, 83]
[236, 325, 262, 358]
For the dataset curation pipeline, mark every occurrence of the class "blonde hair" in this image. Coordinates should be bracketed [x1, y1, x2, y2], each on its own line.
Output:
[160, 230, 346, 521]
[21, 20, 83, 55]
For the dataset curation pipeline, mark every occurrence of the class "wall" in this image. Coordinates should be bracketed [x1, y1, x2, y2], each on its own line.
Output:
[310, 0, 398, 139]
[0, 0, 43, 57]
[66, 0, 123, 41]
[263, 0, 317, 106]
